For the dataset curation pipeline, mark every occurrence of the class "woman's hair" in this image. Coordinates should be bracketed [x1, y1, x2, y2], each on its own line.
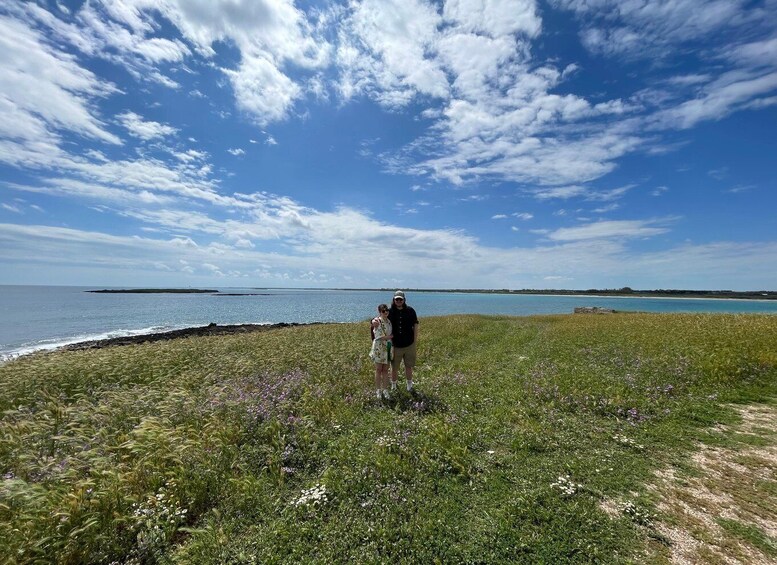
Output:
[378, 303, 389, 312]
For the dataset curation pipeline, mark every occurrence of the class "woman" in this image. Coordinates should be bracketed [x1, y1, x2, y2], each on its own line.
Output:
[369, 304, 393, 399]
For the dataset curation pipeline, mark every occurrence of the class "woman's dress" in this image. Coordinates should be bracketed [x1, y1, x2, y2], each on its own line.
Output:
[369, 317, 392, 364]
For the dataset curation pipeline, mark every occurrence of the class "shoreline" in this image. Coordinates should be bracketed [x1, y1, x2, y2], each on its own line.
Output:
[1, 322, 314, 362]
[60, 322, 311, 352]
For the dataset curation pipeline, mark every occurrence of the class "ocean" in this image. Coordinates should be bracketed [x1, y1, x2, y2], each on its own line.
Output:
[2, 285, 776, 360]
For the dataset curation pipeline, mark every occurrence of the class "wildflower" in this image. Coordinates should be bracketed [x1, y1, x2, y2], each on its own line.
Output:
[294, 483, 328, 507]
[622, 501, 653, 526]
[613, 434, 644, 450]
[550, 474, 583, 496]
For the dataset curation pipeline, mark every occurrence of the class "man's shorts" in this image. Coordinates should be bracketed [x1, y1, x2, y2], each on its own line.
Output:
[391, 341, 416, 371]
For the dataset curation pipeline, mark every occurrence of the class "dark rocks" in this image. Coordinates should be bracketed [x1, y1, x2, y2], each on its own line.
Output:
[62, 322, 305, 351]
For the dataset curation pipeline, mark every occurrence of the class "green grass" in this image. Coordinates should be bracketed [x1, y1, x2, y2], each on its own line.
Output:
[1, 313, 776, 563]
[716, 518, 777, 558]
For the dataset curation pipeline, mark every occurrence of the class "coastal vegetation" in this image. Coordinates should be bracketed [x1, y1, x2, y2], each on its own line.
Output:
[1, 313, 776, 563]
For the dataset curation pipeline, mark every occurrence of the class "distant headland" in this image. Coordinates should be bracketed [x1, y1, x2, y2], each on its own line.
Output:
[358, 287, 777, 300]
[84, 287, 776, 300]
[87, 289, 218, 293]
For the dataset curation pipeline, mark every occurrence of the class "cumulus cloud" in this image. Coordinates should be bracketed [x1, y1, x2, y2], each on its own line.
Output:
[336, 0, 449, 105]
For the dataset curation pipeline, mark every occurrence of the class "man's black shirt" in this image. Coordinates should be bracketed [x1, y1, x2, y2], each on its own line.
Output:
[389, 305, 418, 348]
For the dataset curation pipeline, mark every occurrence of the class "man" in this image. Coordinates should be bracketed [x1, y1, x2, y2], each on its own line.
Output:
[387, 290, 419, 391]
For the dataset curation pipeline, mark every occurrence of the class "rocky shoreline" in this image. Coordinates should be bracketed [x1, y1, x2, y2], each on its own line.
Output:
[61, 322, 310, 352]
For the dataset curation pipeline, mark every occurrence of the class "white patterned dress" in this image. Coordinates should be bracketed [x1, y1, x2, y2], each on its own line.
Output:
[369, 317, 392, 364]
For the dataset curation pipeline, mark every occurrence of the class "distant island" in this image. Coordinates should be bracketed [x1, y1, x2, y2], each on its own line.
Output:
[85, 287, 776, 300]
[87, 289, 218, 293]
[354, 287, 777, 300]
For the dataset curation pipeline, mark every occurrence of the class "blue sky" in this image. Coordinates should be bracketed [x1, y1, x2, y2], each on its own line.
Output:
[1, 0, 776, 290]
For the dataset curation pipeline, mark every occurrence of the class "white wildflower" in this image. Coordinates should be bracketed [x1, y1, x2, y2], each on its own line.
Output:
[613, 434, 644, 450]
[551, 474, 583, 496]
[294, 483, 328, 507]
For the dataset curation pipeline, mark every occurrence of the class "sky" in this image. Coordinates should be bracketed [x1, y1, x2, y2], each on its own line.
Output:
[1, 0, 776, 291]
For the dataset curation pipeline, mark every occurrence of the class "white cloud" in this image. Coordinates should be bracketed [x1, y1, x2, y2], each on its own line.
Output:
[513, 212, 533, 220]
[652, 70, 777, 130]
[591, 203, 619, 214]
[0, 13, 121, 150]
[16, 0, 331, 125]
[555, 0, 752, 59]
[227, 148, 246, 156]
[491, 214, 508, 219]
[117, 111, 178, 140]
[588, 184, 635, 202]
[3, 220, 775, 289]
[7, 179, 177, 206]
[7, 0, 776, 198]
[531, 185, 587, 200]
[337, 0, 449, 105]
[134, 37, 190, 63]
[725, 37, 777, 66]
[443, 0, 541, 38]
[2, 203, 22, 214]
[225, 55, 302, 125]
[725, 184, 756, 194]
[548, 219, 671, 242]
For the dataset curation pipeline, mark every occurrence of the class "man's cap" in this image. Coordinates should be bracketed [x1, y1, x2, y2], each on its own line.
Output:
[393, 290, 405, 299]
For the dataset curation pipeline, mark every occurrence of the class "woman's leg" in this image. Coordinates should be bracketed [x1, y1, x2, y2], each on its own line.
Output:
[374, 364, 382, 398]
[382, 364, 390, 391]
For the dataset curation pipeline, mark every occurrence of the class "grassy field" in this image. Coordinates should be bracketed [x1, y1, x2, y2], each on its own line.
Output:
[1, 313, 776, 564]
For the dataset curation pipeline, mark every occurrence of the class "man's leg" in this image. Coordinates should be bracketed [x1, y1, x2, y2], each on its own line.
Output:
[390, 346, 402, 390]
[404, 342, 417, 390]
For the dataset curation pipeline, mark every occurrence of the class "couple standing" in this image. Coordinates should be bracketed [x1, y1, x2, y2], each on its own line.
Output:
[370, 290, 419, 400]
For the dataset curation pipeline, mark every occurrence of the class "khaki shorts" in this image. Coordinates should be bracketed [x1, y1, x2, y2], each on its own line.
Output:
[391, 341, 416, 371]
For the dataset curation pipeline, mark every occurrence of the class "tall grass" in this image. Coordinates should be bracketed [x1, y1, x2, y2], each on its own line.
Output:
[1, 313, 775, 563]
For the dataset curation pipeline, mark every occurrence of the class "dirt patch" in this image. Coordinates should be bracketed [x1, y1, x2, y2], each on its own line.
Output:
[649, 403, 777, 564]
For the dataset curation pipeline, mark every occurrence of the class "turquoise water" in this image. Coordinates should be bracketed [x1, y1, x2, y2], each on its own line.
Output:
[1, 285, 776, 359]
